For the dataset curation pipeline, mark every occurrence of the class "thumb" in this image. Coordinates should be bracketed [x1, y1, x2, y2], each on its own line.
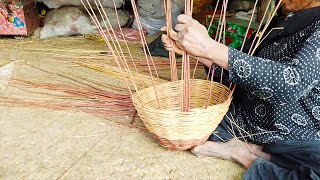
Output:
[169, 29, 178, 41]
[160, 26, 167, 31]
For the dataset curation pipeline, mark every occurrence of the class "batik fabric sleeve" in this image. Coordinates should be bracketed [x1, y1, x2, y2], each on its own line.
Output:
[228, 30, 320, 104]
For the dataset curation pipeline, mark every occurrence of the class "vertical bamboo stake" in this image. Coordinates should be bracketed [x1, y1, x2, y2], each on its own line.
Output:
[181, 0, 193, 112]
[250, 0, 283, 55]
[165, 0, 178, 81]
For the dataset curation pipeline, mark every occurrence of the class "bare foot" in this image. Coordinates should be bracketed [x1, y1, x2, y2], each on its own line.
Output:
[191, 141, 234, 160]
[191, 138, 271, 168]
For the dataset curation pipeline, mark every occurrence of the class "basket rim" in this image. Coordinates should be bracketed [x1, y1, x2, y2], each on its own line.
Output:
[132, 79, 233, 114]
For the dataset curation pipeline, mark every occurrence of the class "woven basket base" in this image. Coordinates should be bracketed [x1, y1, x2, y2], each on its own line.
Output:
[152, 133, 211, 150]
[133, 79, 232, 151]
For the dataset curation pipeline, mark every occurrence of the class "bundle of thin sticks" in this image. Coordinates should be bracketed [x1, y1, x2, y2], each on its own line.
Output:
[1, 65, 137, 117]
[79, 0, 283, 112]
[0, 0, 283, 135]
[0, 53, 166, 128]
[164, 0, 283, 110]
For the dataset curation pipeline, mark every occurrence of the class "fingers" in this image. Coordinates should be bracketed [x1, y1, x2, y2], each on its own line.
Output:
[168, 30, 187, 52]
[161, 34, 184, 55]
[176, 30, 186, 41]
[169, 30, 178, 41]
[177, 14, 192, 24]
[162, 35, 172, 48]
[175, 15, 192, 32]
[161, 34, 173, 49]
[161, 34, 168, 44]
[160, 26, 179, 41]
[174, 23, 187, 32]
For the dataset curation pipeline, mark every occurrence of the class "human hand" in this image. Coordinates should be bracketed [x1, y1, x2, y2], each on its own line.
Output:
[169, 14, 217, 58]
[161, 14, 229, 69]
[162, 30, 214, 68]
[161, 31, 184, 55]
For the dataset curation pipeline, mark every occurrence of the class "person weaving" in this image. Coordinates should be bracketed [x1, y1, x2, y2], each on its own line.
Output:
[162, 0, 320, 179]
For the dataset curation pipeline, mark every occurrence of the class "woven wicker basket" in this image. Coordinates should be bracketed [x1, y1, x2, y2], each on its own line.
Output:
[132, 79, 232, 150]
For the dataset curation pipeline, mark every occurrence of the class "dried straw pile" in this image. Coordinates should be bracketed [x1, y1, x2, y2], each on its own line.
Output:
[0, 37, 205, 124]
[0, 37, 244, 179]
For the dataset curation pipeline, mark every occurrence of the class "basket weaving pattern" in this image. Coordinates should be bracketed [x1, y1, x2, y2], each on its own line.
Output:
[132, 79, 232, 150]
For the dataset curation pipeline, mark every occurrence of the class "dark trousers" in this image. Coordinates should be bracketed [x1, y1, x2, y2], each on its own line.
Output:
[209, 104, 320, 180]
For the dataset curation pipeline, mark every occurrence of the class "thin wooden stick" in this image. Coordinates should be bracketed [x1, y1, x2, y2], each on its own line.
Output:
[228, 0, 259, 88]
[130, 0, 161, 108]
[192, 57, 199, 80]
[207, 0, 221, 31]
[94, 0, 139, 92]
[250, 0, 283, 55]
[205, 65, 215, 108]
[240, 0, 259, 51]
[205, 0, 227, 107]
[130, 0, 160, 79]
[181, 0, 193, 112]
[192, 0, 221, 80]
[81, 0, 135, 98]
[215, 6, 224, 41]
[227, 0, 282, 98]
[206, 63, 213, 81]
[217, 0, 228, 85]
[253, 27, 284, 50]
[110, 0, 141, 82]
[165, 0, 178, 81]
[247, 0, 274, 55]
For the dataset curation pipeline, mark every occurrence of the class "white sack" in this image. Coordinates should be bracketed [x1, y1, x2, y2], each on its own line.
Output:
[132, 0, 181, 35]
[40, 7, 95, 39]
[40, 7, 128, 39]
[96, 7, 129, 29]
[36, 0, 124, 9]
